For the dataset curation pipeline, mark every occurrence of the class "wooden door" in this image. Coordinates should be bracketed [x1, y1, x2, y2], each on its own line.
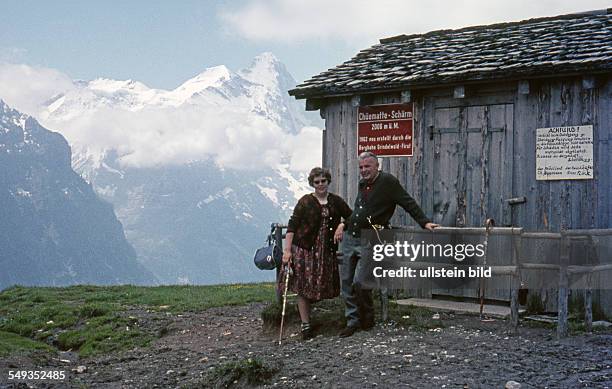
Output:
[429, 103, 514, 300]
[432, 104, 514, 228]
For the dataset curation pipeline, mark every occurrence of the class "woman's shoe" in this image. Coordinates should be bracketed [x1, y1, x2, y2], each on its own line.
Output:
[301, 327, 313, 340]
[301, 322, 313, 340]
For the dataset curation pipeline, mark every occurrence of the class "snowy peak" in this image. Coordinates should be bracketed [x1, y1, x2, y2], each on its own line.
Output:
[239, 52, 296, 90]
[34, 53, 321, 165]
[186, 65, 232, 87]
[172, 65, 235, 100]
[39, 54, 314, 127]
[88, 78, 151, 93]
[237, 53, 315, 134]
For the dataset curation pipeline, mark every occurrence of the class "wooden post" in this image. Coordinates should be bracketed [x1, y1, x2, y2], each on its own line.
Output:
[510, 283, 519, 331]
[585, 280, 593, 333]
[557, 233, 570, 339]
[510, 229, 522, 333]
[380, 288, 389, 322]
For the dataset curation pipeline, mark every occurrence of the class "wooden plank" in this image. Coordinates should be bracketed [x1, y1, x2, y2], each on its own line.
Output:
[433, 94, 514, 108]
[585, 287, 593, 333]
[346, 99, 358, 207]
[536, 82, 552, 231]
[432, 107, 461, 227]
[521, 232, 563, 239]
[595, 78, 611, 229]
[464, 105, 484, 227]
[332, 100, 341, 192]
[413, 95, 435, 298]
[399, 226, 521, 235]
[322, 102, 330, 169]
[326, 100, 337, 192]
[510, 232, 522, 332]
[548, 80, 565, 231]
[557, 234, 570, 338]
[513, 88, 537, 229]
[521, 263, 561, 270]
[323, 100, 333, 170]
[487, 104, 511, 227]
[396, 298, 523, 318]
[337, 99, 348, 199]
[504, 104, 515, 227]
[567, 264, 612, 274]
[455, 107, 468, 227]
[573, 79, 591, 229]
[421, 95, 436, 226]
[510, 282, 519, 332]
[419, 112, 463, 299]
[563, 229, 612, 236]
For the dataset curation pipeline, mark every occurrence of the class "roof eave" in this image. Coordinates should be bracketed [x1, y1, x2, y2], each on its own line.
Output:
[289, 67, 612, 100]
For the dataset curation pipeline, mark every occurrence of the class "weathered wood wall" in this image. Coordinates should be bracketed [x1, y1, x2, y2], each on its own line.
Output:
[320, 75, 611, 314]
[322, 76, 611, 231]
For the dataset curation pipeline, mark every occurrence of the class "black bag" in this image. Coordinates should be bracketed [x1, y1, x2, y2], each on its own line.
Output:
[253, 244, 282, 270]
[253, 226, 282, 270]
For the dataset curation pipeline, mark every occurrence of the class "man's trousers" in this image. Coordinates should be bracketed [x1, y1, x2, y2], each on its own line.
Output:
[339, 233, 374, 328]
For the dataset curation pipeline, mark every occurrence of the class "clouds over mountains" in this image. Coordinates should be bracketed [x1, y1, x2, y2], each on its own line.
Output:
[0, 53, 322, 173]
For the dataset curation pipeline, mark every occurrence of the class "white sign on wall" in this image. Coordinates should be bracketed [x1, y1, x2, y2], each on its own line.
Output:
[536, 125, 593, 180]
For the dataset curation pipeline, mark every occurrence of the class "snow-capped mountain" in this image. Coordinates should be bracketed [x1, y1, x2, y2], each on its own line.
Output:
[0, 100, 156, 289]
[16, 53, 322, 285]
[41, 53, 315, 136]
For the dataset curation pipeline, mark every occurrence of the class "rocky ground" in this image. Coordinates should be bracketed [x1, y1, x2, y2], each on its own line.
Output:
[1, 301, 611, 388]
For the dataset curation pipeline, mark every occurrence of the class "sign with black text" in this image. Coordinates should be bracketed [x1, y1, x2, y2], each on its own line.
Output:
[536, 125, 594, 180]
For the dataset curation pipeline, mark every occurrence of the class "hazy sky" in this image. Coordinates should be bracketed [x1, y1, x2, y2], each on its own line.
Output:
[2, 0, 610, 89]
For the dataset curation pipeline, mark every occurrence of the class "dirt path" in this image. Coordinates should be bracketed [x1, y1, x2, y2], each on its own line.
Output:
[2, 302, 612, 388]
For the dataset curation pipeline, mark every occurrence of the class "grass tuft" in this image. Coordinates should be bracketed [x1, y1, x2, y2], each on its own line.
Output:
[0, 330, 53, 356]
[191, 358, 278, 388]
[393, 304, 444, 331]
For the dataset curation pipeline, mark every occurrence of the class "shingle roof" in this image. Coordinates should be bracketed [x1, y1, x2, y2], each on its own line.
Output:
[289, 9, 612, 99]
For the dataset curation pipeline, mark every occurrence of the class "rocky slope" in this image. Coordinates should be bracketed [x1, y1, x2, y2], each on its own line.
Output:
[0, 100, 155, 289]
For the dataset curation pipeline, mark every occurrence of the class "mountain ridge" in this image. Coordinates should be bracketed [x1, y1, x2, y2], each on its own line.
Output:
[0, 100, 156, 289]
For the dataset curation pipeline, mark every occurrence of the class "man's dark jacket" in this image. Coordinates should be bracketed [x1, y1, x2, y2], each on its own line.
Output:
[346, 171, 430, 237]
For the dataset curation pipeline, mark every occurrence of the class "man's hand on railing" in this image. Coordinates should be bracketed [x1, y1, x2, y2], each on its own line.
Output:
[424, 222, 440, 231]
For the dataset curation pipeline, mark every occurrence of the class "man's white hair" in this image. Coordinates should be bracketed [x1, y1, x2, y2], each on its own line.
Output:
[358, 151, 379, 161]
[359, 151, 378, 161]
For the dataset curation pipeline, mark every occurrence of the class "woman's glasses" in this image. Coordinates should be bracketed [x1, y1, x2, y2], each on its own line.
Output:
[313, 179, 327, 185]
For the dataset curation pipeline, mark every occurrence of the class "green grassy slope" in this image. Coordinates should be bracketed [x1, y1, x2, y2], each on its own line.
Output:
[0, 283, 275, 357]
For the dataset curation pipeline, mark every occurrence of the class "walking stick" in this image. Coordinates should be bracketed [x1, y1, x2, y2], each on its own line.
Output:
[278, 264, 291, 345]
[480, 218, 495, 320]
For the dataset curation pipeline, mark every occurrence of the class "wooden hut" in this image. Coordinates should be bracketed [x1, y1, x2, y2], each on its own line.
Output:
[289, 9, 612, 315]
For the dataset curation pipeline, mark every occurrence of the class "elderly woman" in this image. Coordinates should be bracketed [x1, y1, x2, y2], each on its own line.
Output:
[280, 167, 351, 340]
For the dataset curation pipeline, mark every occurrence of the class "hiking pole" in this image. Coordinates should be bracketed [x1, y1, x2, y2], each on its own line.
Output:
[278, 264, 291, 345]
[479, 218, 495, 320]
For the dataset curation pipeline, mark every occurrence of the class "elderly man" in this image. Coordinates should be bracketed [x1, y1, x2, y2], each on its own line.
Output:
[333, 151, 438, 337]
